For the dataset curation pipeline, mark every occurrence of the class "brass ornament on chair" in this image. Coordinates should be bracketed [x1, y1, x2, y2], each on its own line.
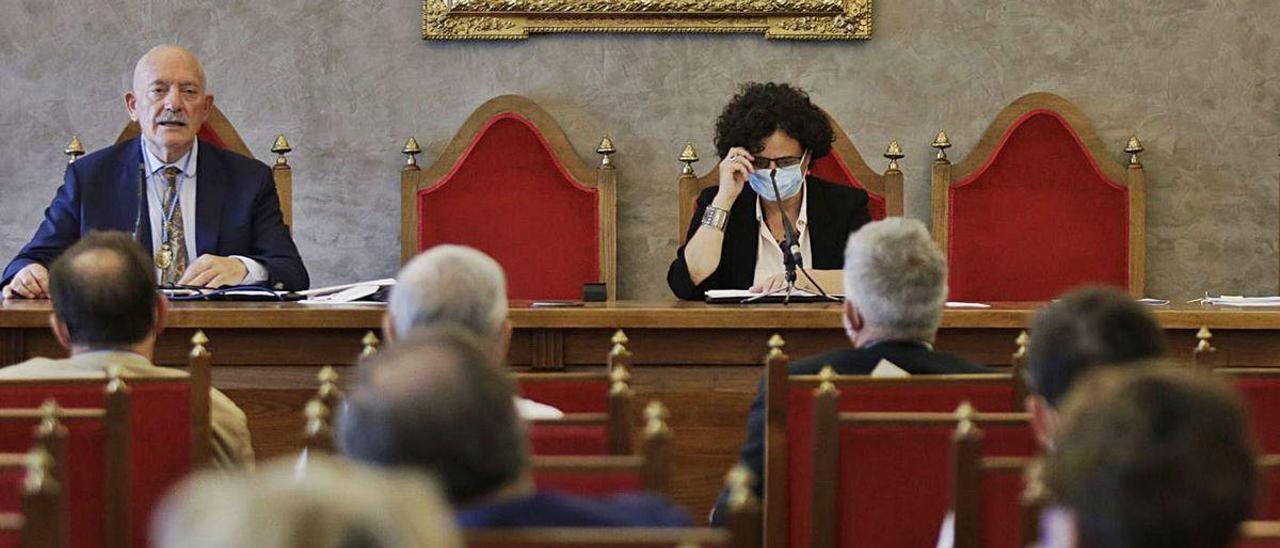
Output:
[884, 139, 904, 171]
[1125, 135, 1144, 166]
[932, 131, 951, 161]
[679, 144, 699, 175]
[402, 137, 422, 168]
[271, 134, 292, 167]
[423, 0, 872, 41]
[64, 135, 85, 163]
[596, 136, 616, 167]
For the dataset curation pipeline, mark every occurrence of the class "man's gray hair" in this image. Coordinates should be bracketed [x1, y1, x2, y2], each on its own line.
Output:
[389, 245, 508, 340]
[842, 218, 948, 340]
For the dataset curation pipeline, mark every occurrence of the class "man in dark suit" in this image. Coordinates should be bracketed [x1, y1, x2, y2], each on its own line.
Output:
[711, 218, 990, 523]
[2, 45, 307, 298]
[338, 327, 691, 528]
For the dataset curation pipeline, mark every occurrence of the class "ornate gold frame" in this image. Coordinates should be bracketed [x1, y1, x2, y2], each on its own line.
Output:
[423, 0, 872, 40]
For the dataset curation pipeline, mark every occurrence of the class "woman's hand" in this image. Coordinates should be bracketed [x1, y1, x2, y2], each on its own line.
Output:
[715, 147, 755, 207]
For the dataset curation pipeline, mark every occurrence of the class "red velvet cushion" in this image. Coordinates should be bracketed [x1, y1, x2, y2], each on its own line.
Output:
[1231, 376, 1280, 454]
[533, 470, 644, 497]
[528, 425, 609, 456]
[947, 110, 1129, 301]
[809, 154, 886, 220]
[1259, 467, 1280, 520]
[0, 415, 105, 548]
[980, 467, 1027, 548]
[0, 468, 20, 513]
[0, 533, 15, 548]
[518, 379, 609, 414]
[785, 380, 1019, 547]
[417, 113, 600, 300]
[0, 382, 191, 548]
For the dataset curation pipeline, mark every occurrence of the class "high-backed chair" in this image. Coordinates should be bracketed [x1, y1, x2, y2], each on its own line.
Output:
[80, 104, 296, 228]
[930, 92, 1146, 301]
[951, 415, 1044, 548]
[761, 336, 1021, 547]
[531, 401, 673, 498]
[676, 115, 904, 245]
[0, 332, 212, 548]
[400, 95, 618, 300]
[0, 444, 65, 548]
[520, 330, 635, 456]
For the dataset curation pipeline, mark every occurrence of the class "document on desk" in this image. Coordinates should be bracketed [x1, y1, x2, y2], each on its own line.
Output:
[704, 289, 843, 303]
[1201, 296, 1280, 307]
[298, 278, 395, 304]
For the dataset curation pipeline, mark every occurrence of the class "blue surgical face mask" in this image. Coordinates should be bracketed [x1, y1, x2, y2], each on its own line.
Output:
[748, 161, 805, 202]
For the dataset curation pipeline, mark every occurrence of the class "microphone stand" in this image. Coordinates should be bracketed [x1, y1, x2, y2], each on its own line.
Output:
[744, 168, 839, 305]
[132, 163, 146, 243]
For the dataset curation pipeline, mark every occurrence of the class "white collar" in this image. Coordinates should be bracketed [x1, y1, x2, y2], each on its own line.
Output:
[142, 138, 198, 177]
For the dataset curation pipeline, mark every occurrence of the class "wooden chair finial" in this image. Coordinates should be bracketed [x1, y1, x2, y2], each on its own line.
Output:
[37, 399, 61, 437]
[1194, 326, 1216, 365]
[361, 331, 380, 357]
[304, 397, 333, 450]
[1014, 330, 1029, 359]
[644, 401, 671, 436]
[64, 135, 85, 163]
[932, 130, 952, 161]
[816, 365, 841, 397]
[679, 144, 699, 175]
[190, 330, 209, 356]
[596, 136, 616, 167]
[105, 365, 126, 393]
[768, 333, 785, 350]
[611, 329, 629, 347]
[22, 446, 56, 495]
[402, 137, 422, 168]
[271, 134, 292, 166]
[1125, 135, 1144, 166]
[884, 139, 904, 171]
[954, 401, 977, 436]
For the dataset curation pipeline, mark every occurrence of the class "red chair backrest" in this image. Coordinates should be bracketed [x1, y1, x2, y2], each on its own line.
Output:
[808, 154, 886, 220]
[466, 528, 729, 548]
[0, 417, 100, 548]
[945, 107, 1132, 301]
[415, 112, 602, 300]
[0, 381, 190, 548]
[519, 375, 613, 456]
[532, 467, 646, 497]
[782, 376, 1018, 548]
[978, 464, 1031, 548]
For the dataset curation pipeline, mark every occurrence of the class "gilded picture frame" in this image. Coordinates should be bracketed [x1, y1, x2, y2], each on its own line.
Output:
[423, 0, 872, 41]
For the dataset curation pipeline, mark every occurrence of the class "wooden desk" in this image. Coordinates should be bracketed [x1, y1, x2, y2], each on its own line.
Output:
[2, 300, 1275, 514]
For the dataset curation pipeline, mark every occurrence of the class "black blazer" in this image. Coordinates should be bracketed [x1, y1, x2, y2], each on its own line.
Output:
[709, 342, 993, 524]
[666, 175, 871, 300]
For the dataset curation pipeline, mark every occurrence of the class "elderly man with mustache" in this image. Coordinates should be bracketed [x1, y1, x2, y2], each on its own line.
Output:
[2, 45, 307, 298]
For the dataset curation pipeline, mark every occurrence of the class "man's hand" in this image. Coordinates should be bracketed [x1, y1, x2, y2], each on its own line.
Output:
[178, 254, 248, 288]
[2, 263, 49, 299]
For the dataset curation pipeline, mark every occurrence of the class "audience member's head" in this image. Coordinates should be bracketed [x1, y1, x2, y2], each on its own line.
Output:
[1024, 286, 1165, 445]
[1042, 365, 1255, 548]
[47, 231, 164, 352]
[841, 218, 948, 345]
[152, 454, 461, 548]
[337, 326, 528, 506]
[386, 244, 509, 350]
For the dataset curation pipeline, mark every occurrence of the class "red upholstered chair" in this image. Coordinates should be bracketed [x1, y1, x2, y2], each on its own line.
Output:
[531, 401, 672, 498]
[1217, 368, 1280, 455]
[0, 443, 65, 548]
[0, 385, 128, 548]
[99, 104, 296, 229]
[930, 92, 1147, 301]
[519, 330, 635, 456]
[1241, 521, 1280, 548]
[760, 336, 1020, 547]
[676, 114, 904, 245]
[951, 418, 1044, 548]
[400, 95, 618, 300]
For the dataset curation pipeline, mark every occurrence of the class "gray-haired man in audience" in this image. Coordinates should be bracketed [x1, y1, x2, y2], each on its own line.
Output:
[383, 244, 560, 418]
[713, 218, 990, 523]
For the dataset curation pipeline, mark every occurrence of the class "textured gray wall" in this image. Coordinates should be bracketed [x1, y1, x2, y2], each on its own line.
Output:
[2, 0, 1278, 300]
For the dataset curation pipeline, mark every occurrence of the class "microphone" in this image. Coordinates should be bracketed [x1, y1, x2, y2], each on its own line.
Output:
[132, 163, 146, 243]
[768, 168, 801, 285]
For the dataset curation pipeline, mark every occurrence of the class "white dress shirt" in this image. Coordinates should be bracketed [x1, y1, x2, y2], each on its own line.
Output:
[141, 140, 267, 285]
[752, 181, 813, 287]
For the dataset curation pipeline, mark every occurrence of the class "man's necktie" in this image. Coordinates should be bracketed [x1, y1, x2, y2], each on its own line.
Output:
[160, 166, 188, 285]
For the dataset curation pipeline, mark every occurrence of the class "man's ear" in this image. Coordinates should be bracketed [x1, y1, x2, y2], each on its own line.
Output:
[381, 312, 396, 344]
[1028, 395, 1058, 450]
[842, 298, 863, 340]
[125, 91, 139, 122]
[49, 313, 70, 350]
[154, 294, 169, 336]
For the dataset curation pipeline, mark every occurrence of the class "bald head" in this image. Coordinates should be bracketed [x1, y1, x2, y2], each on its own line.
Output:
[125, 45, 213, 163]
[48, 232, 158, 347]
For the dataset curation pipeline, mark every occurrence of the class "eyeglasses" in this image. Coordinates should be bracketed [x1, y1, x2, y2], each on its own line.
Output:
[750, 153, 805, 170]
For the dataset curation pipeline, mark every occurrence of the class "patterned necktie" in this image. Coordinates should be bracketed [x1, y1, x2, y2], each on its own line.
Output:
[160, 166, 188, 285]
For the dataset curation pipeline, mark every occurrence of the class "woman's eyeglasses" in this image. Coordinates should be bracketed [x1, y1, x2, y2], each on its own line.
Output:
[749, 154, 805, 170]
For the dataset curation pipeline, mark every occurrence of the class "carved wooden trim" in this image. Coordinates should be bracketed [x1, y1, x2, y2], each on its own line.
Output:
[400, 95, 617, 298]
[808, 383, 839, 548]
[530, 329, 566, 371]
[188, 345, 212, 468]
[762, 344, 790, 548]
[103, 382, 130, 548]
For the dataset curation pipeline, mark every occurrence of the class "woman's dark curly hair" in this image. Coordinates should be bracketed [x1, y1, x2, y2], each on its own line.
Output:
[714, 82, 833, 160]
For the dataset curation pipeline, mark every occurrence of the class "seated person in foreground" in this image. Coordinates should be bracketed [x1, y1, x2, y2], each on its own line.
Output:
[1040, 366, 1255, 548]
[935, 285, 1168, 547]
[712, 217, 988, 522]
[0, 231, 253, 467]
[152, 454, 462, 548]
[1, 45, 307, 298]
[667, 82, 871, 300]
[337, 327, 691, 528]
[385, 244, 561, 419]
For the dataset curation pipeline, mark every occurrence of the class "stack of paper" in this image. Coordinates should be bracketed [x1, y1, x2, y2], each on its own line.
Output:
[299, 278, 396, 304]
[1201, 296, 1280, 307]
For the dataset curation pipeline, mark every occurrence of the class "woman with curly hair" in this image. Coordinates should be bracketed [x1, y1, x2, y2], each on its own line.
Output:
[667, 82, 872, 300]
